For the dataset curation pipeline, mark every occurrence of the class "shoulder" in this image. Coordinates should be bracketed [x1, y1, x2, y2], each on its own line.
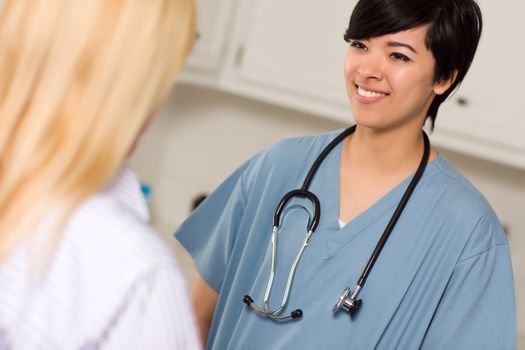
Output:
[68, 186, 180, 283]
[241, 129, 345, 185]
[425, 157, 491, 213]
[422, 156, 507, 259]
[426, 156, 496, 219]
[60, 172, 186, 338]
[62, 213, 193, 348]
[260, 129, 344, 163]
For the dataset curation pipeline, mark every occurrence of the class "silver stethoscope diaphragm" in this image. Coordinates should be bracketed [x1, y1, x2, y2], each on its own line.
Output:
[333, 286, 362, 315]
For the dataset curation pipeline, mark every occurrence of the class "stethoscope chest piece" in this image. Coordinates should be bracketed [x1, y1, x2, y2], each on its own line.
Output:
[333, 287, 362, 316]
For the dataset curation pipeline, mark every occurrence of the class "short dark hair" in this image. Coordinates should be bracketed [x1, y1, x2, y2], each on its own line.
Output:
[344, 0, 482, 129]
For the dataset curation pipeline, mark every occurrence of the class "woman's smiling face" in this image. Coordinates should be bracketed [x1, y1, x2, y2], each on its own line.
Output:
[344, 25, 453, 132]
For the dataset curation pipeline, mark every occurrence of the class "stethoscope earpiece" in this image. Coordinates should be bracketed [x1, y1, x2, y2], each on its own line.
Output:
[243, 295, 254, 306]
[291, 309, 303, 319]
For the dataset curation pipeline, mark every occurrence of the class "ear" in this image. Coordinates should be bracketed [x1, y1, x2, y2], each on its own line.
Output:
[433, 70, 458, 95]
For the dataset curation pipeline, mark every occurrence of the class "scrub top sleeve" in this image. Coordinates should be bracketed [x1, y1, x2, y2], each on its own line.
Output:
[421, 243, 516, 349]
[175, 158, 254, 293]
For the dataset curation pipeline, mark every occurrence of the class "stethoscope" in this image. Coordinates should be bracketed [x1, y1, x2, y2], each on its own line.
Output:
[243, 125, 430, 321]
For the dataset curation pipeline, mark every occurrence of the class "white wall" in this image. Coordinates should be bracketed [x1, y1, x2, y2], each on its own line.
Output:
[129, 84, 525, 343]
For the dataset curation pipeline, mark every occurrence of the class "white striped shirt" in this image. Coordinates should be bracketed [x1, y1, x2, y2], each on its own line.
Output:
[0, 166, 201, 350]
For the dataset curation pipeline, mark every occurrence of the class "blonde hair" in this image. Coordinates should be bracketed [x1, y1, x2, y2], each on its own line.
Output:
[0, 0, 195, 260]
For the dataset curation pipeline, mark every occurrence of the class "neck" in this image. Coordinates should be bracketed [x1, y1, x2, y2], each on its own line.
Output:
[346, 125, 432, 175]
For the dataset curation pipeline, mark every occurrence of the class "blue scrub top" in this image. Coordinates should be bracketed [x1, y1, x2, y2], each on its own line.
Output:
[175, 130, 516, 350]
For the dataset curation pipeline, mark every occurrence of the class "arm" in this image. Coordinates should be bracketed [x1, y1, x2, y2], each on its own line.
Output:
[191, 273, 219, 347]
[175, 157, 255, 346]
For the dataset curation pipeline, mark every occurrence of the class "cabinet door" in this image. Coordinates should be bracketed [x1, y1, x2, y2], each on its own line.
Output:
[178, 0, 235, 84]
[223, 0, 357, 121]
[433, 0, 525, 169]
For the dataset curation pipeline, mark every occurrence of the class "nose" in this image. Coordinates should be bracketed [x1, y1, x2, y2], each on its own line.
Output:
[356, 52, 384, 81]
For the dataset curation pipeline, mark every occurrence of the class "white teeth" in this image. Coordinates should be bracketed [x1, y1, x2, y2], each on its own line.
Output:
[357, 86, 386, 98]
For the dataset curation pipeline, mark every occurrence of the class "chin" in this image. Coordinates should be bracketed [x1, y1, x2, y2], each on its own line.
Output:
[351, 109, 385, 129]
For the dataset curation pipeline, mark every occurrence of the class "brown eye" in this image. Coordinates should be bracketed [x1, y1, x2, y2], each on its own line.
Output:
[349, 40, 367, 51]
[391, 52, 410, 62]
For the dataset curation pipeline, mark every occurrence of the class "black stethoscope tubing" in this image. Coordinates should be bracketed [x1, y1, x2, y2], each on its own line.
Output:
[358, 127, 430, 287]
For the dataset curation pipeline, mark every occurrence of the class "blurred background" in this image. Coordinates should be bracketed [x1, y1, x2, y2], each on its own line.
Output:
[128, 0, 524, 346]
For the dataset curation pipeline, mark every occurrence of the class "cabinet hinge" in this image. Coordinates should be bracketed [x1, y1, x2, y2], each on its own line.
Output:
[235, 45, 245, 67]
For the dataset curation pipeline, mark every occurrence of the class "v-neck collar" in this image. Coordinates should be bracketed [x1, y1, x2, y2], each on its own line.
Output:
[325, 173, 414, 258]
[311, 138, 441, 259]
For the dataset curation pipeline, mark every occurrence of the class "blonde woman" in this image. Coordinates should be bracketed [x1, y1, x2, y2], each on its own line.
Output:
[0, 0, 199, 348]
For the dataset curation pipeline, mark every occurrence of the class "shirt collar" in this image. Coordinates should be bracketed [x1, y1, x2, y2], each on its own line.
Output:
[100, 164, 150, 223]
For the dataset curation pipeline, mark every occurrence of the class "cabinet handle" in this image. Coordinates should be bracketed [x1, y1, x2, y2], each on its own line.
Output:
[456, 97, 468, 106]
[235, 45, 245, 67]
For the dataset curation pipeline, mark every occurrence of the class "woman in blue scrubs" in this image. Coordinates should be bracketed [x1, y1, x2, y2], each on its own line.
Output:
[176, 0, 516, 348]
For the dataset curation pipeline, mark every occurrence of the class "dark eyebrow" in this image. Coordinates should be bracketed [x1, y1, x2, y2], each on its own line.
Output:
[387, 41, 417, 54]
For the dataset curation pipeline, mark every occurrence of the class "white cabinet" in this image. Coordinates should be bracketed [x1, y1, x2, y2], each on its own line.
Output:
[179, 0, 525, 171]
[177, 0, 236, 84]
[221, 0, 357, 121]
[433, 0, 525, 169]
